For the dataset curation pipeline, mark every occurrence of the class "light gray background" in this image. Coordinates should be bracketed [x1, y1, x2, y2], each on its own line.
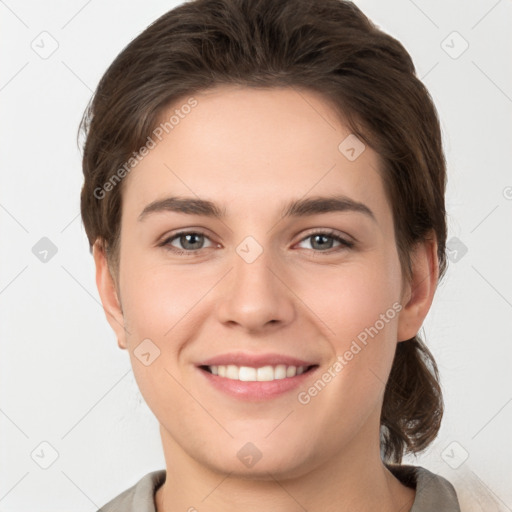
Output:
[1, 0, 511, 510]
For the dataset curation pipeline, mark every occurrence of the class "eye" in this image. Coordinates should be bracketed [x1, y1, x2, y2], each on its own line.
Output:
[296, 230, 354, 253]
[160, 230, 215, 255]
[159, 229, 354, 256]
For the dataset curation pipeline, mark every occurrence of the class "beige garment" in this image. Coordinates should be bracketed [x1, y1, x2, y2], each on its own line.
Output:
[98, 464, 461, 511]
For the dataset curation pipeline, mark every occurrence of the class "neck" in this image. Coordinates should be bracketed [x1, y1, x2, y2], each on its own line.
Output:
[155, 425, 415, 512]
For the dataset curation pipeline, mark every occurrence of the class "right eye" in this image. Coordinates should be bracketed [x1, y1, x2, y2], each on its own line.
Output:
[160, 230, 215, 256]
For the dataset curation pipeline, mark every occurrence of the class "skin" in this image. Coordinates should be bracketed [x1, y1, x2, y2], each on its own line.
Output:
[93, 85, 438, 511]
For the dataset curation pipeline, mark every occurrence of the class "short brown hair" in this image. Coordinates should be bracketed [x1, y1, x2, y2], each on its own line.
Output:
[79, 0, 447, 463]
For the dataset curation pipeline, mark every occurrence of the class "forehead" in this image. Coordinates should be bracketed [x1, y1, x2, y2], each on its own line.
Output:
[122, 85, 389, 224]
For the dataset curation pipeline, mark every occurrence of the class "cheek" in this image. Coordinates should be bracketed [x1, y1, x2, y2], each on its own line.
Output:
[120, 241, 402, 350]
[296, 255, 402, 344]
[118, 262, 201, 417]
[119, 258, 209, 342]
[296, 255, 402, 401]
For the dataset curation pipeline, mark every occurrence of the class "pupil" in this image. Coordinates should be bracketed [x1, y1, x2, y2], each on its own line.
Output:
[313, 234, 332, 250]
[182, 233, 203, 250]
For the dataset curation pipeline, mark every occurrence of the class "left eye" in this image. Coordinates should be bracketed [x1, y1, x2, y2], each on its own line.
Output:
[297, 232, 353, 252]
[162, 232, 214, 253]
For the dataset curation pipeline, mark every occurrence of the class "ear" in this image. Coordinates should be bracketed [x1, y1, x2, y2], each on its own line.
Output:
[397, 234, 439, 342]
[92, 240, 127, 349]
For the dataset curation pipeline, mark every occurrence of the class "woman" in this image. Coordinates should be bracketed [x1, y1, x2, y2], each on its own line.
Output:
[80, 0, 461, 510]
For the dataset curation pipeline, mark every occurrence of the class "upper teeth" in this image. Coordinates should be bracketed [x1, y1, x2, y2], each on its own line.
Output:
[208, 364, 307, 381]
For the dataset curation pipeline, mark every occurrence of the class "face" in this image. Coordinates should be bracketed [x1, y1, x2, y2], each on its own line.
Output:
[96, 85, 429, 479]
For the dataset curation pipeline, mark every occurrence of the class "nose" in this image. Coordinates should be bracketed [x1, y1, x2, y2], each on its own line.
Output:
[215, 244, 296, 334]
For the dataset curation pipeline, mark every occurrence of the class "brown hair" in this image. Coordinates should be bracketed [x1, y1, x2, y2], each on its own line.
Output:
[79, 0, 446, 463]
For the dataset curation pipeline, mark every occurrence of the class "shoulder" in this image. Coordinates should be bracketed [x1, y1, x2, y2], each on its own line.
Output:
[388, 463, 509, 512]
[446, 466, 509, 512]
[97, 469, 166, 512]
[387, 464, 461, 511]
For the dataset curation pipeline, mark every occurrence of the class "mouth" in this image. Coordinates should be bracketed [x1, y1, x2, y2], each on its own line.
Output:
[199, 364, 317, 381]
[196, 354, 319, 401]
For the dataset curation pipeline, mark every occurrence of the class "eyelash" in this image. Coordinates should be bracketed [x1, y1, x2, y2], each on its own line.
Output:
[158, 229, 354, 257]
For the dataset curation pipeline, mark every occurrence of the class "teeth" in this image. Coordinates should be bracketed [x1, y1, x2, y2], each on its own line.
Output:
[239, 366, 257, 381]
[257, 365, 274, 381]
[207, 364, 308, 381]
[274, 364, 287, 379]
[226, 365, 239, 379]
[286, 366, 297, 377]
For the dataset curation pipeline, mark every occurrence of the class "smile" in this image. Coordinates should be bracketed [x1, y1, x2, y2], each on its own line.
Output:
[197, 353, 319, 400]
[202, 364, 314, 382]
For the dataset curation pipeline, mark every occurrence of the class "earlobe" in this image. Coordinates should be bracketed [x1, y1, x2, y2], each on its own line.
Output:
[397, 236, 439, 342]
[92, 240, 127, 349]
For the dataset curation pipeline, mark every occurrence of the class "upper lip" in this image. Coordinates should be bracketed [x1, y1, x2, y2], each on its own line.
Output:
[198, 353, 317, 368]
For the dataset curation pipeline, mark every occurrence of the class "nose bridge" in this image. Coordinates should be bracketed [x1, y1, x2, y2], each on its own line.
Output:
[215, 234, 295, 331]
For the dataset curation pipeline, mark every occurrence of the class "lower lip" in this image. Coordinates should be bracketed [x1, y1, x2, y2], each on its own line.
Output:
[198, 366, 317, 401]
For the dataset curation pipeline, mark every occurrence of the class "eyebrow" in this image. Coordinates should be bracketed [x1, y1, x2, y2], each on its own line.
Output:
[138, 195, 375, 222]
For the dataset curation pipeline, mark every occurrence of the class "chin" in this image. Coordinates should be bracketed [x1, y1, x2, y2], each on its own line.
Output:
[192, 438, 321, 481]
